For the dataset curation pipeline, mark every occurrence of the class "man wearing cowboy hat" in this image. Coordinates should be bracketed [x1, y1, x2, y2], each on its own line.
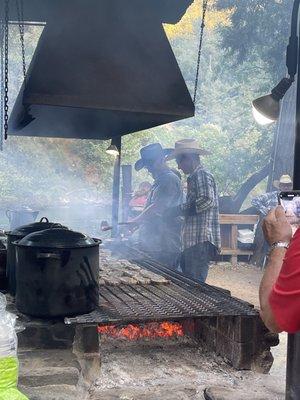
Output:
[251, 174, 293, 216]
[165, 139, 221, 283]
[131, 143, 183, 268]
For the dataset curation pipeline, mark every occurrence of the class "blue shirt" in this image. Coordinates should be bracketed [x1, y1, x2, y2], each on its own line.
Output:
[139, 168, 182, 254]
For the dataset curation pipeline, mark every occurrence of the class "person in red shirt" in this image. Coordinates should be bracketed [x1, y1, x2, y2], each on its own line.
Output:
[260, 205, 300, 333]
[129, 181, 152, 217]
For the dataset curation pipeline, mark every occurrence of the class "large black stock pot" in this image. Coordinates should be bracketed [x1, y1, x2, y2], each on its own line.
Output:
[15, 228, 100, 318]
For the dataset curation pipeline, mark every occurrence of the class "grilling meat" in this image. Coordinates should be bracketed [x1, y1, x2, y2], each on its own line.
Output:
[99, 249, 169, 286]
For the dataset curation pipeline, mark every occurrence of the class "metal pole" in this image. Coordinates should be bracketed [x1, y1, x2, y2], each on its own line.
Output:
[111, 136, 121, 238]
[121, 165, 132, 223]
[286, 333, 300, 399]
[287, 3, 300, 398]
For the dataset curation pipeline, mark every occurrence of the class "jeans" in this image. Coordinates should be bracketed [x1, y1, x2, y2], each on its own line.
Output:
[180, 242, 216, 283]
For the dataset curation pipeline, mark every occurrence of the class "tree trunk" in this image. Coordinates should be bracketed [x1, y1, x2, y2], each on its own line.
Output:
[218, 163, 271, 214]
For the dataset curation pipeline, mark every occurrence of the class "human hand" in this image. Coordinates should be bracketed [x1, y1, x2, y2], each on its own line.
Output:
[262, 206, 293, 245]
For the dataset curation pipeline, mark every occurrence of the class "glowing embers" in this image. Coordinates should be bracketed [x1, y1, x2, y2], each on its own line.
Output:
[98, 321, 184, 340]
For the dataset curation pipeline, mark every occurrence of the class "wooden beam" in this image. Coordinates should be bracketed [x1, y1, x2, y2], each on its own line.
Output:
[219, 214, 259, 225]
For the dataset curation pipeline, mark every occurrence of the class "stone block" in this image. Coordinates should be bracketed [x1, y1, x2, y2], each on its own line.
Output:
[19, 367, 79, 387]
[217, 316, 255, 343]
[204, 386, 279, 400]
[192, 314, 277, 373]
[21, 384, 79, 400]
[18, 322, 75, 350]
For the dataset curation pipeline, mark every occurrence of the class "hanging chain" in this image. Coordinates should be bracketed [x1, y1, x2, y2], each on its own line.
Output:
[0, 19, 5, 150]
[16, 0, 26, 78]
[4, 0, 9, 140]
[193, 0, 209, 105]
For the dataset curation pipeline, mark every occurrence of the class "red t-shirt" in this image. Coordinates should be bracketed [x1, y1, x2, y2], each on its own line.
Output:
[269, 228, 300, 333]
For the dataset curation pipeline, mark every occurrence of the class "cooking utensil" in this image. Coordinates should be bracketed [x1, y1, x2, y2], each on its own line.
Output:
[6, 217, 68, 296]
[14, 228, 100, 317]
[6, 208, 39, 230]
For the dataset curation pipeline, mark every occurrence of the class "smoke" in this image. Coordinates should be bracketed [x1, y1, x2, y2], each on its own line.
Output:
[0, 136, 113, 234]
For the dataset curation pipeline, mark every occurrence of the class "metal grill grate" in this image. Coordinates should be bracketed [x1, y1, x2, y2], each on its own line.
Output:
[65, 246, 258, 326]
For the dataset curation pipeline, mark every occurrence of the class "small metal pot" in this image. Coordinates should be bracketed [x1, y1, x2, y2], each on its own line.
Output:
[6, 217, 67, 296]
[14, 228, 100, 318]
[6, 208, 39, 230]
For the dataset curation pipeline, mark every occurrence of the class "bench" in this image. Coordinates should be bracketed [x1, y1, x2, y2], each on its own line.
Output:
[219, 214, 259, 266]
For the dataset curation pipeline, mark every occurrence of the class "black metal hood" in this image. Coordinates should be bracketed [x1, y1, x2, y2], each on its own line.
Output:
[7, 0, 195, 140]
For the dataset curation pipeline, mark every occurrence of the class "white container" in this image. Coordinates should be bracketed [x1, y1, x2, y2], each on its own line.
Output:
[238, 229, 255, 240]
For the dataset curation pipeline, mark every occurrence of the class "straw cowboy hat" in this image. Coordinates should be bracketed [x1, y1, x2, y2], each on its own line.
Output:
[135, 143, 172, 171]
[166, 139, 211, 160]
[273, 174, 293, 189]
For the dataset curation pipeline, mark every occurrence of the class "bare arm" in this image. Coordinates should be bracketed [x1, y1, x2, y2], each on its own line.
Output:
[260, 206, 292, 332]
[259, 248, 286, 333]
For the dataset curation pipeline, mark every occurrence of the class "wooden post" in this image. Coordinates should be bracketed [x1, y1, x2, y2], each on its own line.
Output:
[121, 165, 132, 222]
[230, 224, 238, 266]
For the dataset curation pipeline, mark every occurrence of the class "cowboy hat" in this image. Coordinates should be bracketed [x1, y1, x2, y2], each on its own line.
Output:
[135, 143, 172, 171]
[273, 174, 293, 189]
[166, 139, 211, 161]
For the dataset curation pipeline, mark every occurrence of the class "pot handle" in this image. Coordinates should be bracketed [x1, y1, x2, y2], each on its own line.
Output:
[36, 252, 61, 260]
[92, 238, 102, 244]
[6, 210, 12, 221]
[39, 217, 49, 223]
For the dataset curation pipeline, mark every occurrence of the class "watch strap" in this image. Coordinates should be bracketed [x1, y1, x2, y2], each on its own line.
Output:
[270, 241, 290, 250]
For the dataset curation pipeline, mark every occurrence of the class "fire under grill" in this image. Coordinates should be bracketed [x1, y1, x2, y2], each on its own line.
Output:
[65, 246, 258, 326]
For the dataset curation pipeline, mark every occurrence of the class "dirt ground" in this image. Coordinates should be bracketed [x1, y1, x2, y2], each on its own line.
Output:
[207, 262, 287, 386]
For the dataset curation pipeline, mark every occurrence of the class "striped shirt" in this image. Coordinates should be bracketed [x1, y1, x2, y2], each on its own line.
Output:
[182, 165, 221, 250]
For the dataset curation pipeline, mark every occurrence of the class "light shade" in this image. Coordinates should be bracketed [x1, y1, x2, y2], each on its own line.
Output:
[252, 77, 294, 126]
[252, 95, 280, 125]
[106, 144, 119, 157]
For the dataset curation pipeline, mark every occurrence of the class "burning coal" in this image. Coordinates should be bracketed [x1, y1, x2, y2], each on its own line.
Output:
[98, 321, 184, 340]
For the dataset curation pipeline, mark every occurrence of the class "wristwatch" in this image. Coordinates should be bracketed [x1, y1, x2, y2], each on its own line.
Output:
[270, 241, 290, 251]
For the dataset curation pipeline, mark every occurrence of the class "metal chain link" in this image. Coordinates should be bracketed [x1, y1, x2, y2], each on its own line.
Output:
[193, 0, 209, 105]
[4, 0, 9, 140]
[16, 0, 26, 78]
[0, 19, 5, 150]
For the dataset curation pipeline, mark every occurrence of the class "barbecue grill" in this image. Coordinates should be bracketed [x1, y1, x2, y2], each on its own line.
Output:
[65, 246, 257, 326]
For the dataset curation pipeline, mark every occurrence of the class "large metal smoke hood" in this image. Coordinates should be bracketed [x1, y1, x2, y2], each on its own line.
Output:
[8, 0, 195, 140]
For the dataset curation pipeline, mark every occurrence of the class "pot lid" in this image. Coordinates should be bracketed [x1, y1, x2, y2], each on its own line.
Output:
[8, 217, 68, 237]
[17, 228, 100, 249]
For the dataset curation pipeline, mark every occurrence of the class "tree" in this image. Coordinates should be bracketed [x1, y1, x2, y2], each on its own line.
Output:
[215, 0, 293, 79]
[164, 0, 232, 38]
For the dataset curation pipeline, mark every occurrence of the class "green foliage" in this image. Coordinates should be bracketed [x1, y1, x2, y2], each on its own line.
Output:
[215, 0, 293, 79]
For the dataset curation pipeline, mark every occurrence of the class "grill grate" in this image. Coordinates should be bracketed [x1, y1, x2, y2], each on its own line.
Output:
[65, 246, 258, 326]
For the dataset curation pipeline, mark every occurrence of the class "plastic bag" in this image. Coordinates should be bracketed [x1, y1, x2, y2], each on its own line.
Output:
[0, 294, 28, 400]
[0, 388, 28, 400]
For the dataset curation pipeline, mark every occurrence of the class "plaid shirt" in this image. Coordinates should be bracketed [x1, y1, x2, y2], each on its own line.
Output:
[251, 191, 279, 216]
[182, 165, 221, 250]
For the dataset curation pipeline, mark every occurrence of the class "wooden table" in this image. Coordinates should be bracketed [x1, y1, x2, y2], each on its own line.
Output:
[219, 214, 259, 265]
